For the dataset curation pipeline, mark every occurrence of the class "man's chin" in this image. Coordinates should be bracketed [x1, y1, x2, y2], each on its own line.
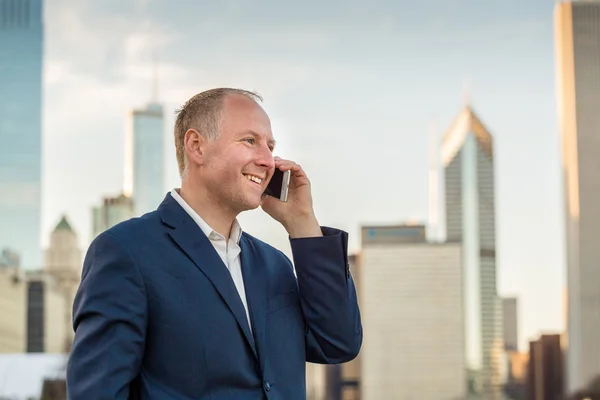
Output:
[238, 196, 262, 212]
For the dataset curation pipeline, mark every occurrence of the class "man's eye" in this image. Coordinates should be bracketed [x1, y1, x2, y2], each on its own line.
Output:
[244, 138, 255, 145]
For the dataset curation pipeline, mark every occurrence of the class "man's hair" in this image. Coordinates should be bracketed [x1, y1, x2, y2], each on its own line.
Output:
[174, 88, 263, 177]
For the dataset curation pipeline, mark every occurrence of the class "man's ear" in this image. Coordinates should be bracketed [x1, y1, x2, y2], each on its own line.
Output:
[184, 128, 207, 167]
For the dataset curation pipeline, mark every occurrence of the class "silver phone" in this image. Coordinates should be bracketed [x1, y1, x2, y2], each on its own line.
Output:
[264, 169, 291, 202]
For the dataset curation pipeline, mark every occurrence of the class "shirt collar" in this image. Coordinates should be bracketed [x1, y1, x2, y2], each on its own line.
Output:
[170, 188, 243, 245]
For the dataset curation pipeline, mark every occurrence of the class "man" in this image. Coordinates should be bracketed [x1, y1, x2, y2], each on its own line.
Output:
[66, 88, 362, 399]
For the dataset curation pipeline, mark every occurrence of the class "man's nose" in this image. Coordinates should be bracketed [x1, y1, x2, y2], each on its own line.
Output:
[255, 145, 275, 170]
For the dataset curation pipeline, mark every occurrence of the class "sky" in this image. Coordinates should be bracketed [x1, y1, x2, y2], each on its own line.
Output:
[41, 0, 563, 351]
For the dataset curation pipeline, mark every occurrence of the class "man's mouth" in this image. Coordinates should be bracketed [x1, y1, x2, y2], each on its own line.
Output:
[243, 174, 263, 185]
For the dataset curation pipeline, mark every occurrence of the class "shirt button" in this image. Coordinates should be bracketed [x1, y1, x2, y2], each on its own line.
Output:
[264, 381, 271, 391]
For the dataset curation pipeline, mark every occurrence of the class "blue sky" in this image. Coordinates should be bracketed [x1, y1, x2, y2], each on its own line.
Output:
[42, 0, 563, 350]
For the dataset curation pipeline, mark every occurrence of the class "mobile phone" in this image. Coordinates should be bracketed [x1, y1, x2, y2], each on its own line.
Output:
[264, 168, 291, 202]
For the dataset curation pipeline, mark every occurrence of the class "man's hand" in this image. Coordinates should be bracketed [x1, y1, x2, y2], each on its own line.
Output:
[261, 157, 323, 238]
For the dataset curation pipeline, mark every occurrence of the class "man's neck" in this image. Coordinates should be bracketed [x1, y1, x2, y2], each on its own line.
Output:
[178, 183, 236, 238]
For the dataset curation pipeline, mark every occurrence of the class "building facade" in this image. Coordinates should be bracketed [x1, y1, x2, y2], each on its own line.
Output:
[44, 215, 82, 349]
[124, 102, 165, 216]
[554, 0, 600, 392]
[442, 105, 504, 398]
[0, 249, 26, 353]
[528, 334, 564, 400]
[92, 194, 135, 239]
[26, 271, 67, 354]
[502, 297, 519, 352]
[0, 0, 44, 269]
[360, 224, 465, 399]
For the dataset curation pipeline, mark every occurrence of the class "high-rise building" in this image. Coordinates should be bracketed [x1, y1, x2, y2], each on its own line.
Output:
[45, 216, 81, 277]
[92, 194, 135, 239]
[44, 215, 82, 349]
[359, 224, 465, 399]
[554, 0, 600, 392]
[442, 105, 504, 398]
[0, 249, 26, 353]
[0, 0, 44, 269]
[528, 334, 564, 400]
[25, 271, 67, 354]
[505, 352, 529, 400]
[124, 102, 165, 216]
[502, 297, 519, 352]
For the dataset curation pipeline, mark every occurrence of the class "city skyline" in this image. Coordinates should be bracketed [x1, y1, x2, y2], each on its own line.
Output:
[4, 1, 600, 398]
[40, 0, 563, 352]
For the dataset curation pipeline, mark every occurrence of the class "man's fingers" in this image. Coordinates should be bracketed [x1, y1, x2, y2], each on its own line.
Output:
[275, 158, 299, 171]
[274, 158, 308, 181]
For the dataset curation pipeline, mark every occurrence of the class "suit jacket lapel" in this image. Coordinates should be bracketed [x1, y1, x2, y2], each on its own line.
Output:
[240, 235, 268, 370]
[159, 194, 257, 359]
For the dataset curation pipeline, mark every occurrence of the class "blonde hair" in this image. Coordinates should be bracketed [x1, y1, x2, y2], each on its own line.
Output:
[174, 88, 262, 177]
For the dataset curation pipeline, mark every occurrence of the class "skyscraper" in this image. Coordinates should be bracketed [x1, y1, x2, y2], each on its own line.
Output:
[555, 0, 600, 392]
[360, 224, 465, 399]
[442, 105, 504, 398]
[502, 297, 519, 352]
[124, 102, 165, 216]
[25, 270, 67, 353]
[91, 193, 135, 238]
[44, 215, 82, 350]
[0, 0, 44, 269]
[528, 334, 564, 400]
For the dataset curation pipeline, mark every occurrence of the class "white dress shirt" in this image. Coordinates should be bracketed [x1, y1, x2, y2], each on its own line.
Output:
[170, 189, 252, 334]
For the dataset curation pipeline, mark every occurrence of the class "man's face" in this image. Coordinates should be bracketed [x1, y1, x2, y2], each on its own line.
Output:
[200, 95, 276, 213]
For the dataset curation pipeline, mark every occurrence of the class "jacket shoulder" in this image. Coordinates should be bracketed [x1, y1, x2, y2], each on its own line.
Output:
[97, 210, 161, 241]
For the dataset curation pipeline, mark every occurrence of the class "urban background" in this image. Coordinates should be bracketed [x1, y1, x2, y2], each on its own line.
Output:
[1, 0, 599, 399]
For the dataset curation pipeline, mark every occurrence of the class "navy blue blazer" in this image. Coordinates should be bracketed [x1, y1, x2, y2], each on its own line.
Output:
[66, 193, 362, 399]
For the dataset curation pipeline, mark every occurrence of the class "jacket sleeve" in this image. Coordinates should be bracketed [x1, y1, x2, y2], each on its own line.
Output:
[289, 227, 363, 364]
[66, 231, 147, 400]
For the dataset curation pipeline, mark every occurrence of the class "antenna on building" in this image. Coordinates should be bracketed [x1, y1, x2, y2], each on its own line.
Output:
[462, 77, 472, 107]
[148, 17, 159, 104]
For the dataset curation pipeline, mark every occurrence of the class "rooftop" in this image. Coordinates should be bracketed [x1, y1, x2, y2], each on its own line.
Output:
[53, 215, 73, 232]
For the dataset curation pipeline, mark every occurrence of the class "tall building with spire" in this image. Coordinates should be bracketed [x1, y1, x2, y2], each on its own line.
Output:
[123, 53, 165, 216]
[555, 0, 600, 392]
[442, 105, 504, 398]
[0, 0, 44, 269]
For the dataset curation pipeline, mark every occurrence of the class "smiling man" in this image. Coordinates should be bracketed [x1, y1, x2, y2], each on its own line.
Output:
[66, 88, 363, 400]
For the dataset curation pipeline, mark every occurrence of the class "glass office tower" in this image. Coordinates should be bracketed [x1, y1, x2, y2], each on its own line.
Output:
[124, 102, 165, 216]
[0, 0, 44, 269]
[442, 105, 504, 399]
